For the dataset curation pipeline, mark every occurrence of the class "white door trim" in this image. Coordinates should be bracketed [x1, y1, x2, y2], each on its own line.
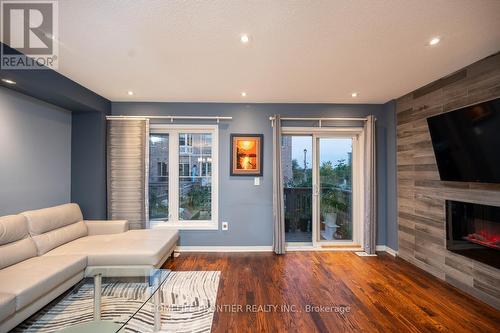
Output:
[282, 127, 364, 250]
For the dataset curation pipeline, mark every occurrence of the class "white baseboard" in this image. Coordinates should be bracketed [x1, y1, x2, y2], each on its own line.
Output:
[175, 245, 398, 256]
[177, 245, 363, 253]
[355, 251, 378, 257]
[376, 245, 398, 257]
[175, 246, 273, 253]
[286, 246, 363, 252]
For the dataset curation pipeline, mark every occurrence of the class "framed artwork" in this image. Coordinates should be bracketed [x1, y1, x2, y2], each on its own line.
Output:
[230, 134, 264, 176]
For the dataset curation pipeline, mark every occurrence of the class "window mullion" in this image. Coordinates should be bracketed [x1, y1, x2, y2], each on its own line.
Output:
[211, 128, 219, 227]
[169, 130, 179, 222]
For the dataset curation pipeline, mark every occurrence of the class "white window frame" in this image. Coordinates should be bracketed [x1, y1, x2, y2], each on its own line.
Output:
[149, 124, 219, 230]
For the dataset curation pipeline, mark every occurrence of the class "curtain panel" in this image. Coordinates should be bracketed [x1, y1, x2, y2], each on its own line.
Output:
[363, 115, 377, 254]
[272, 115, 285, 254]
[107, 119, 149, 229]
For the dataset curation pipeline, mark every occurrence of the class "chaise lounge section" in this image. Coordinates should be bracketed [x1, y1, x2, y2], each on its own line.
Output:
[0, 203, 178, 333]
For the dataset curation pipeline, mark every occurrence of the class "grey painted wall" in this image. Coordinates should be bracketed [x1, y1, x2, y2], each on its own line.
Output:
[384, 100, 398, 250]
[112, 102, 397, 247]
[0, 87, 71, 215]
[71, 111, 108, 219]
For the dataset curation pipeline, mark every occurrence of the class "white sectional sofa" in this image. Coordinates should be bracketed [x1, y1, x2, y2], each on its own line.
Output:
[0, 203, 178, 333]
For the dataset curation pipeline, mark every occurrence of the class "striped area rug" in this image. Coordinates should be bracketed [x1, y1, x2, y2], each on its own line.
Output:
[14, 271, 221, 333]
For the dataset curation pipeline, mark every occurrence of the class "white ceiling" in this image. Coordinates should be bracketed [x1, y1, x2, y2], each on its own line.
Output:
[48, 1, 500, 102]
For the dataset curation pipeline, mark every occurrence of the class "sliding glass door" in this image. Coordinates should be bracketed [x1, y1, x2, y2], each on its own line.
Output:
[281, 135, 313, 244]
[282, 129, 361, 248]
[316, 137, 353, 243]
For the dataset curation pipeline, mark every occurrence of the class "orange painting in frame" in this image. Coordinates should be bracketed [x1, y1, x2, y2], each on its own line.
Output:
[230, 134, 263, 176]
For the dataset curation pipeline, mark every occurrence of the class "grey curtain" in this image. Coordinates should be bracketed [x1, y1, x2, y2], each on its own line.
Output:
[272, 115, 285, 254]
[107, 119, 149, 229]
[363, 115, 377, 254]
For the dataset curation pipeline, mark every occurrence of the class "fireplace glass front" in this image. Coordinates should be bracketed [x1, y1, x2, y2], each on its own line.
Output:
[446, 200, 499, 269]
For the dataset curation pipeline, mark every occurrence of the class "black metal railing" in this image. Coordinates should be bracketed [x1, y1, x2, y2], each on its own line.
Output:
[284, 187, 352, 237]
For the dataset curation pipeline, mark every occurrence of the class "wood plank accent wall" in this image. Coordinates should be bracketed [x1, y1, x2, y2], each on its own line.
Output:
[396, 52, 500, 309]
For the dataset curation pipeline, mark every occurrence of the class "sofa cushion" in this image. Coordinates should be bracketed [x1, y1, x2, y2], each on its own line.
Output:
[21, 204, 88, 255]
[0, 237, 38, 270]
[85, 220, 129, 235]
[0, 215, 30, 245]
[0, 215, 37, 269]
[45, 229, 179, 267]
[0, 292, 16, 322]
[0, 255, 86, 310]
[31, 221, 88, 255]
[22, 203, 84, 235]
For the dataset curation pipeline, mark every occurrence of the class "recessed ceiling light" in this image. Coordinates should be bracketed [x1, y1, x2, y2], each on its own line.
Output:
[240, 34, 250, 44]
[429, 37, 441, 46]
[351, 92, 358, 98]
[241, 91, 247, 97]
[127, 91, 134, 96]
[1, 78, 16, 85]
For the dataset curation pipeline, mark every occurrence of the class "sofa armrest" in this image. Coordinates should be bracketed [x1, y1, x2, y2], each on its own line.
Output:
[84, 220, 129, 235]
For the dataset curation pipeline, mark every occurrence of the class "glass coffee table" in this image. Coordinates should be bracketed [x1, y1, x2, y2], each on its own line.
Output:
[37, 267, 170, 333]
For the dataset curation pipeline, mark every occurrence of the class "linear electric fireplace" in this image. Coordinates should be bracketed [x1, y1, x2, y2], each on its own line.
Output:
[446, 200, 500, 269]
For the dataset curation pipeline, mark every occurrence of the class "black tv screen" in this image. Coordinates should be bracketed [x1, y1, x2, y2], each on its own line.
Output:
[427, 97, 500, 183]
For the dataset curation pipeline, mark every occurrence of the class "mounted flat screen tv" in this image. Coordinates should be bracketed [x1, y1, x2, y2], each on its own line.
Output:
[427, 97, 500, 184]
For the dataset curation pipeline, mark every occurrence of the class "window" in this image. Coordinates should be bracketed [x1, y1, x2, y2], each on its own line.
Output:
[149, 134, 169, 220]
[149, 125, 218, 229]
[178, 133, 213, 221]
[179, 163, 190, 177]
[201, 161, 211, 176]
[157, 162, 167, 177]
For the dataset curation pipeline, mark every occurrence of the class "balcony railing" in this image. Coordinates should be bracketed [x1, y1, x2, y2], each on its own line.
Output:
[284, 187, 312, 233]
[284, 186, 352, 235]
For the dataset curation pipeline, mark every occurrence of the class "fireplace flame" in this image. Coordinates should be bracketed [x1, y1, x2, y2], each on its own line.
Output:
[464, 231, 500, 251]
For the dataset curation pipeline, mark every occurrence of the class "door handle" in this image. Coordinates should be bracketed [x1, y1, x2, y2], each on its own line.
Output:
[313, 184, 319, 196]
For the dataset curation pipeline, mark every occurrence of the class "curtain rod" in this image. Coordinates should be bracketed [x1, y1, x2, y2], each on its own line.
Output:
[106, 115, 233, 123]
[268, 116, 368, 121]
[269, 116, 372, 128]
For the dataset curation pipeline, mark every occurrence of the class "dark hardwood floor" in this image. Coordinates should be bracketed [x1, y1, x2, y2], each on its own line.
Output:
[163, 251, 500, 333]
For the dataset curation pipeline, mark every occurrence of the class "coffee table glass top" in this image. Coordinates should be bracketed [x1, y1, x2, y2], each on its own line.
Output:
[34, 268, 170, 333]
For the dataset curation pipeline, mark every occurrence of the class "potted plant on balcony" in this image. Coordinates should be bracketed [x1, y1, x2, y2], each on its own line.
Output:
[321, 190, 347, 239]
